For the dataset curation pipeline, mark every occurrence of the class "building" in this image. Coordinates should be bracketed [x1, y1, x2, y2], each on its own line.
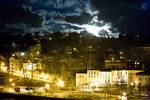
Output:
[76, 69, 143, 91]
[136, 71, 150, 87]
[76, 73, 89, 91]
[9, 56, 22, 71]
[0, 55, 7, 73]
[104, 59, 127, 69]
[111, 70, 128, 84]
[22, 60, 42, 75]
[87, 70, 112, 87]
[128, 70, 140, 85]
[139, 47, 150, 56]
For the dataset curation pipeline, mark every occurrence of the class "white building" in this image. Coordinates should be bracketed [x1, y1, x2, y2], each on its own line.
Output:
[111, 70, 128, 84]
[87, 70, 112, 87]
[76, 73, 90, 91]
[76, 70, 112, 91]
[87, 70, 100, 87]
[76, 69, 142, 91]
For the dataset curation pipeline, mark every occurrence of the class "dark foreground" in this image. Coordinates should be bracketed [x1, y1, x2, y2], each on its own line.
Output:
[0, 92, 77, 100]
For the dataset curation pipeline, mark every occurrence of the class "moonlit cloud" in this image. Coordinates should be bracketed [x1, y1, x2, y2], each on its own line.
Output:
[81, 14, 119, 38]
[22, 0, 119, 38]
[2, 0, 149, 38]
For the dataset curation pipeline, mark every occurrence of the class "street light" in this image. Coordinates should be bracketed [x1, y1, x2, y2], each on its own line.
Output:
[45, 83, 50, 89]
[27, 64, 33, 70]
[135, 80, 139, 86]
[122, 94, 127, 100]
[9, 78, 13, 82]
[118, 95, 121, 99]
[20, 52, 25, 56]
[57, 79, 65, 88]
[123, 92, 126, 96]
[130, 83, 134, 86]
[11, 83, 16, 87]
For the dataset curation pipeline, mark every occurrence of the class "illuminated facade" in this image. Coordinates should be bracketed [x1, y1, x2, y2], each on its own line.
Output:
[105, 59, 127, 69]
[0, 55, 7, 72]
[9, 56, 22, 71]
[76, 73, 88, 86]
[76, 73, 90, 91]
[111, 70, 128, 84]
[76, 69, 143, 91]
[23, 61, 42, 74]
[87, 70, 100, 86]
[23, 62, 36, 71]
[87, 70, 112, 86]
[128, 70, 140, 85]
[136, 72, 150, 86]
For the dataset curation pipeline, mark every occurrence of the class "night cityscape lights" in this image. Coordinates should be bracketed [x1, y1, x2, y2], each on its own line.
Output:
[0, 34, 150, 100]
[0, 0, 150, 100]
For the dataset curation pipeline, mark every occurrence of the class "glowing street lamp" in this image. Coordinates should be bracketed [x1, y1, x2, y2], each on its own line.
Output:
[130, 83, 134, 86]
[45, 83, 50, 89]
[120, 92, 127, 100]
[123, 92, 126, 96]
[118, 95, 121, 99]
[135, 80, 139, 86]
[20, 52, 25, 56]
[27, 64, 33, 70]
[11, 83, 15, 87]
[9, 78, 13, 82]
[57, 79, 65, 88]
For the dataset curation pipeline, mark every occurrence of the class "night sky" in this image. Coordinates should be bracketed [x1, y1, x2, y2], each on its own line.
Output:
[0, 0, 150, 37]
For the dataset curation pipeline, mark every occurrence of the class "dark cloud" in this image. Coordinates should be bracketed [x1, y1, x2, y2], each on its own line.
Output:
[91, 0, 150, 34]
[0, 0, 150, 36]
[53, 12, 93, 25]
[64, 13, 93, 24]
[0, 4, 42, 33]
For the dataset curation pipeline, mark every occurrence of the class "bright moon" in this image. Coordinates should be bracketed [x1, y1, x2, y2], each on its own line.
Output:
[82, 25, 100, 36]
[82, 23, 112, 37]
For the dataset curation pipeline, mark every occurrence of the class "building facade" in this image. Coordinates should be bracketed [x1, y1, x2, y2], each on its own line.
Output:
[0, 55, 7, 73]
[76, 69, 143, 91]
[136, 72, 150, 87]
[9, 56, 22, 71]
[76, 73, 89, 91]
